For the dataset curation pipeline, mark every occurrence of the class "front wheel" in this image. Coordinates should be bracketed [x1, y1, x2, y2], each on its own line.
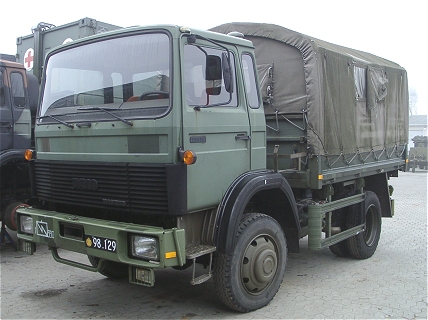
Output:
[213, 213, 287, 312]
[347, 191, 382, 259]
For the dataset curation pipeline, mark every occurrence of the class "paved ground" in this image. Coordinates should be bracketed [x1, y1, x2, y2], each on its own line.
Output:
[1, 171, 427, 319]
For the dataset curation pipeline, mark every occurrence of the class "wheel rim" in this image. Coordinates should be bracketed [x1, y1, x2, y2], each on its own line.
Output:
[241, 234, 278, 295]
[364, 204, 380, 246]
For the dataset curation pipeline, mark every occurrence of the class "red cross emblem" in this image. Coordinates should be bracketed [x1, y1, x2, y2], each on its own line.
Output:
[24, 48, 34, 71]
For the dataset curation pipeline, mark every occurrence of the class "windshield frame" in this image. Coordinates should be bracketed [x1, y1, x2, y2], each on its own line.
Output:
[38, 30, 173, 125]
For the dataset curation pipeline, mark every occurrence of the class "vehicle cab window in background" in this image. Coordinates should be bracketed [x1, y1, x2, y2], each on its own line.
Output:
[184, 44, 237, 107]
[10, 72, 26, 108]
[0, 69, 5, 106]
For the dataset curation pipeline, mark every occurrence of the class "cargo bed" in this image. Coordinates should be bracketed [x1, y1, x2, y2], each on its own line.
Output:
[212, 23, 408, 189]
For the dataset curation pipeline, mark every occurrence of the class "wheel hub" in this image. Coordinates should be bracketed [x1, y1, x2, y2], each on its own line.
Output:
[241, 235, 278, 294]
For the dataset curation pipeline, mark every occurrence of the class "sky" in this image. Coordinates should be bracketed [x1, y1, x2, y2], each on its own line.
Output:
[1, 0, 426, 115]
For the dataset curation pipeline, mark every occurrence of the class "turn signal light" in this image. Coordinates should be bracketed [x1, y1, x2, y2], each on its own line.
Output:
[24, 149, 35, 161]
[183, 150, 197, 165]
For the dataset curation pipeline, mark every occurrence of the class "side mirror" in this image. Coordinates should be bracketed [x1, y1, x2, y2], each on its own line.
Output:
[205, 55, 222, 96]
[205, 55, 222, 81]
[0, 87, 4, 106]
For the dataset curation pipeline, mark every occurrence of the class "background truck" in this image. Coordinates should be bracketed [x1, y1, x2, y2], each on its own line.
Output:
[0, 18, 120, 232]
[409, 135, 428, 172]
[16, 22, 408, 312]
[0, 56, 38, 232]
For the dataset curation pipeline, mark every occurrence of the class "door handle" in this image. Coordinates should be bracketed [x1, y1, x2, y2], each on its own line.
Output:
[235, 134, 251, 141]
[0, 122, 12, 128]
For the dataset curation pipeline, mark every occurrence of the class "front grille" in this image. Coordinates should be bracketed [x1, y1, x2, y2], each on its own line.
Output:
[32, 160, 186, 215]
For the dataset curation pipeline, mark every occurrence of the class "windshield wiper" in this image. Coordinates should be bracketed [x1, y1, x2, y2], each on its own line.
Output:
[77, 106, 133, 127]
[38, 114, 74, 129]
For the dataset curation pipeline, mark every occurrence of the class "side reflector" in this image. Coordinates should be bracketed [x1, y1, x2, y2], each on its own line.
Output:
[318, 174, 323, 180]
[165, 251, 177, 259]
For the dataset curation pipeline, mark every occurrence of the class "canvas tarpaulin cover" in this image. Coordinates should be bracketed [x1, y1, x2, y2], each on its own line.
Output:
[210, 23, 409, 156]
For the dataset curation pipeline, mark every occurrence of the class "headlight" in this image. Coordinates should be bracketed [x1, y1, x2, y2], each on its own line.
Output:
[20, 215, 33, 234]
[131, 235, 158, 260]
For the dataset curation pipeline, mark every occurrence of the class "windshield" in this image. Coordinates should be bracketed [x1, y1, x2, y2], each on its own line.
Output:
[39, 32, 171, 123]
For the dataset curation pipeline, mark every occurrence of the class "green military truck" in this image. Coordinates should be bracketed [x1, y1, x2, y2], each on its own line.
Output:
[0, 57, 38, 232]
[1, 18, 120, 232]
[409, 135, 428, 172]
[16, 23, 408, 312]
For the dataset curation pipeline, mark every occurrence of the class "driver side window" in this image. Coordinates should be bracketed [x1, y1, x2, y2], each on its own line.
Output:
[184, 44, 237, 107]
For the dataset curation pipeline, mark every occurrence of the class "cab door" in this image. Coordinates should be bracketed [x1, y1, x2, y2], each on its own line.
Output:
[1, 68, 30, 153]
[181, 41, 251, 211]
[241, 52, 266, 170]
[0, 67, 13, 152]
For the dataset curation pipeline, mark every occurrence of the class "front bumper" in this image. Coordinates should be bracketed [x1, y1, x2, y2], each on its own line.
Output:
[16, 207, 186, 270]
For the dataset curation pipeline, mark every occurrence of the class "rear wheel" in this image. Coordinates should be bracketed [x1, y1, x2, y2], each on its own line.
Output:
[328, 212, 350, 257]
[213, 213, 287, 312]
[88, 256, 128, 279]
[328, 191, 356, 257]
[347, 191, 382, 259]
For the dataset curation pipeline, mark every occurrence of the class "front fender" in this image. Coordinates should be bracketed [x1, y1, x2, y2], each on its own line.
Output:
[214, 170, 299, 254]
[0, 149, 26, 167]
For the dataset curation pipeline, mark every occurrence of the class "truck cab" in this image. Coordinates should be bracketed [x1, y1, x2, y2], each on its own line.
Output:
[0, 58, 38, 226]
[17, 25, 267, 272]
[23, 25, 265, 214]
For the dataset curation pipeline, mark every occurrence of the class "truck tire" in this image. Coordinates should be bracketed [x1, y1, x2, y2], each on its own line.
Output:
[328, 214, 350, 257]
[3, 202, 29, 231]
[213, 213, 287, 312]
[346, 191, 382, 259]
[88, 256, 128, 279]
